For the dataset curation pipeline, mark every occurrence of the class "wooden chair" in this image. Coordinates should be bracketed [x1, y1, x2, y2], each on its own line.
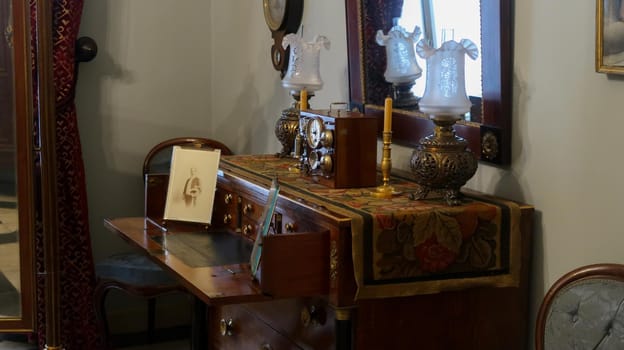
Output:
[94, 137, 232, 349]
[535, 263, 624, 350]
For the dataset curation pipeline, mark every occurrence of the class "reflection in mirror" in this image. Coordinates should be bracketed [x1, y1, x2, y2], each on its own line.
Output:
[346, 0, 513, 164]
[374, 0, 482, 121]
[0, 0, 20, 318]
[0, 0, 35, 331]
[400, 0, 481, 113]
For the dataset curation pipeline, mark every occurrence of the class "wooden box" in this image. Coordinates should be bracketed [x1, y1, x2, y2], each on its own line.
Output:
[301, 110, 377, 188]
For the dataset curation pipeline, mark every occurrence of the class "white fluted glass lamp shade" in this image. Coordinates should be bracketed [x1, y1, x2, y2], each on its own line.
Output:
[376, 22, 422, 84]
[281, 34, 331, 92]
[416, 39, 478, 116]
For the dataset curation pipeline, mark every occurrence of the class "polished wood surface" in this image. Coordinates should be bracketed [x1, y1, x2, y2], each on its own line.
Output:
[260, 231, 330, 297]
[103, 217, 270, 306]
[106, 159, 534, 349]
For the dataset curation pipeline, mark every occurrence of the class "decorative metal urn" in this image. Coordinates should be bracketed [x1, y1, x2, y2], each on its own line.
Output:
[274, 92, 311, 157]
[409, 35, 479, 206]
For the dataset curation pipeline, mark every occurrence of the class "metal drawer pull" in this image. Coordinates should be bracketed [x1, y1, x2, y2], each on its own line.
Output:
[243, 224, 253, 235]
[243, 203, 254, 214]
[219, 318, 234, 336]
[223, 214, 232, 224]
[284, 222, 296, 232]
[301, 304, 326, 327]
[224, 193, 233, 204]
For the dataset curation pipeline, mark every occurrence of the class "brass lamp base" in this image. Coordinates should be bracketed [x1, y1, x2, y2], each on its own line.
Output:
[274, 91, 313, 158]
[274, 106, 299, 157]
[409, 115, 477, 206]
[392, 81, 419, 108]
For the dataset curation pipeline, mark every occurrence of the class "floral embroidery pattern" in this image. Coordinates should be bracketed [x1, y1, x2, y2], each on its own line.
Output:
[375, 203, 499, 279]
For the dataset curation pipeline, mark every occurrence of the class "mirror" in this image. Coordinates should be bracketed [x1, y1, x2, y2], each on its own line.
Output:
[346, 0, 513, 164]
[0, 0, 35, 330]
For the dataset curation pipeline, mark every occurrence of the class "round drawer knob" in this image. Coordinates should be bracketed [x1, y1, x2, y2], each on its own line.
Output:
[223, 214, 232, 224]
[219, 318, 234, 336]
[243, 203, 254, 215]
[301, 304, 326, 327]
[224, 193, 233, 204]
[243, 224, 253, 236]
[284, 223, 296, 233]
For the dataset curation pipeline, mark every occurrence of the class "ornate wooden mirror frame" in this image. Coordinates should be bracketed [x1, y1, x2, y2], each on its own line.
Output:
[345, 0, 513, 165]
[0, 0, 61, 343]
[0, 0, 35, 332]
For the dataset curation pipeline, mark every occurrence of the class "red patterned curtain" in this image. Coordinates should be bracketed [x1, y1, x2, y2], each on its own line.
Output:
[30, 0, 101, 349]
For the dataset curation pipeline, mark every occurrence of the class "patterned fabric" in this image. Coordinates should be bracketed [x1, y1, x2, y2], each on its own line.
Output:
[220, 155, 522, 299]
[30, 1, 101, 348]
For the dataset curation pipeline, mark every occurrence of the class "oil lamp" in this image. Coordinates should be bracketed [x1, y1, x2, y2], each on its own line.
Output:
[274, 34, 330, 157]
[409, 32, 479, 205]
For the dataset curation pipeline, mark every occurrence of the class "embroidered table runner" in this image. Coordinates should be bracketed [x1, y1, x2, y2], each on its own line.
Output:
[220, 155, 522, 299]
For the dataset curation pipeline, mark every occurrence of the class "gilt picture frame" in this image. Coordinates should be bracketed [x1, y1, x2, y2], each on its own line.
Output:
[597, 0, 624, 74]
[163, 146, 221, 225]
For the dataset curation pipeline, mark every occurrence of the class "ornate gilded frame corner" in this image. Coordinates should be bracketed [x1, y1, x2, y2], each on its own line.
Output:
[596, 0, 624, 74]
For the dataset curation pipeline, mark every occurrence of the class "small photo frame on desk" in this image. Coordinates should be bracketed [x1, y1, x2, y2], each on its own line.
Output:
[163, 146, 221, 225]
[250, 177, 280, 279]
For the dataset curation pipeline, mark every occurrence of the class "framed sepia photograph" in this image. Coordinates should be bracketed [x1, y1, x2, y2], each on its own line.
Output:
[597, 0, 624, 73]
[163, 146, 221, 225]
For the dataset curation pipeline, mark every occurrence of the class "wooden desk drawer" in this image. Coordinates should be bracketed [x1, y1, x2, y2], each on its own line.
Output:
[244, 298, 335, 350]
[214, 186, 238, 231]
[259, 231, 330, 297]
[276, 209, 325, 234]
[241, 216, 258, 240]
[212, 304, 302, 350]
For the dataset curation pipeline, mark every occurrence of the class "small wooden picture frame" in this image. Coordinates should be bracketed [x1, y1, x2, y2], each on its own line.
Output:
[163, 146, 221, 225]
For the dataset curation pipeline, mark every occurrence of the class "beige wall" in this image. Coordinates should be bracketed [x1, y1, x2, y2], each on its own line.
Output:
[77, 0, 624, 347]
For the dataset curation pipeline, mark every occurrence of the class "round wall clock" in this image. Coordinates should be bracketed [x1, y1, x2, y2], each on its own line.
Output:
[263, 0, 287, 31]
[262, 0, 303, 77]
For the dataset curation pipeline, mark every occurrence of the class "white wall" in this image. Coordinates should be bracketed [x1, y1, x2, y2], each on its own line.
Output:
[77, 0, 624, 347]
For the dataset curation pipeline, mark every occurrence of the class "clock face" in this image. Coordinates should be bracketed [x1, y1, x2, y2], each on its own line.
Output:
[263, 0, 287, 32]
[305, 117, 324, 149]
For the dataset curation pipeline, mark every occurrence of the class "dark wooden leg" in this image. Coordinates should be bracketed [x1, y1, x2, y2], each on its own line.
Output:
[147, 298, 156, 344]
[191, 296, 208, 350]
[335, 308, 353, 350]
[94, 279, 114, 350]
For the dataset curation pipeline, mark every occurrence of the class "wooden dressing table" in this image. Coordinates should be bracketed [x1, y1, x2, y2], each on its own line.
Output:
[104, 154, 533, 350]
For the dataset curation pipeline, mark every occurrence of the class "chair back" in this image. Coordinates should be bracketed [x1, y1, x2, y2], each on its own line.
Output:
[143, 137, 233, 176]
[536, 263, 624, 350]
